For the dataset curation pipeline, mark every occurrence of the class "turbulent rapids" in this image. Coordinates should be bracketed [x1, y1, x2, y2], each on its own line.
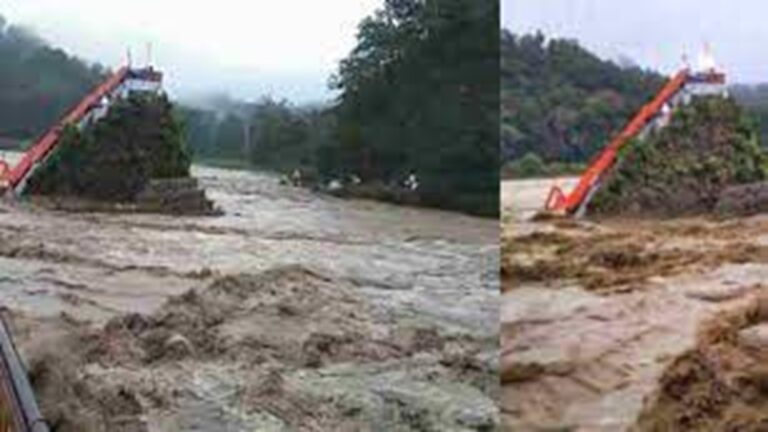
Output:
[0, 159, 498, 431]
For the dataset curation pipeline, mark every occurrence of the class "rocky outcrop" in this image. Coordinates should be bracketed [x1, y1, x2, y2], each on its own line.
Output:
[589, 97, 768, 217]
[24, 93, 216, 215]
[135, 178, 217, 215]
[715, 182, 768, 216]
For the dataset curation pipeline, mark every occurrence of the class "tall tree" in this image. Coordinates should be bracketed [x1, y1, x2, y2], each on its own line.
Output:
[328, 0, 499, 216]
[0, 15, 105, 140]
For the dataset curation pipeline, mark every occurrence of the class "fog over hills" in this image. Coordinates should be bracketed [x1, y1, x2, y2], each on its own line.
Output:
[2, 0, 381, 102]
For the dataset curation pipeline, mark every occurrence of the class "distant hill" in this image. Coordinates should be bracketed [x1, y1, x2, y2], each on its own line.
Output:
[0, 15, 106, 141]
[501, 30, 665, 163]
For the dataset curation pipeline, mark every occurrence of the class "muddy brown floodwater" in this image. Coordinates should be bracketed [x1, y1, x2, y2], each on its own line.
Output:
[1, 154, 499, 431]
[502, 178, 768, 431]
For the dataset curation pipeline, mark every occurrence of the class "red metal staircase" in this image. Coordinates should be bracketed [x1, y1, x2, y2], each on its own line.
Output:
[0, 66, 130, 193]
[545, 69, 692, 215]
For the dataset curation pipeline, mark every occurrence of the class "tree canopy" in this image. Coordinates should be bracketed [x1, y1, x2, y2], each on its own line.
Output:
[182, 0, 499, 216]
[502, 30, 665, 163]
[0, 15, 105, 140]
[0, 8, 498, 215]
[325, 0, 499, 215]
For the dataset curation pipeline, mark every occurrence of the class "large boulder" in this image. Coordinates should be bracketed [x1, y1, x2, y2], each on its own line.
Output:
[25, 93, 193, 204]
[588, 97, 768, 217]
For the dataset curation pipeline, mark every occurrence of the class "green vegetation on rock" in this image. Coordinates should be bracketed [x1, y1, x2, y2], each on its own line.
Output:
[588, 97, 768, 216]
[0, 9, 497, 216]
[25, 93, 191, 202]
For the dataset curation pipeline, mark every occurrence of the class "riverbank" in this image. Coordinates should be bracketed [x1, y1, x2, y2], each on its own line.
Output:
[196, 157, 498, 218]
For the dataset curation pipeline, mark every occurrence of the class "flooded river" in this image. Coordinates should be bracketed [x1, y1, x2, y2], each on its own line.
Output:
[502, 177, 768, 431]
[1, 158, 499, 431]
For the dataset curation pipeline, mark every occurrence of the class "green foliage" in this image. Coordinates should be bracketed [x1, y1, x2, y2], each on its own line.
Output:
[180, 0, 499, 217]
[501, 30, 665, 163]
[589, 97, 768, 215]
[327, 0, 499, 216]
[178, 98, 332, 176]
[248, 100, 315, 172]
[26, 93, 191, 201]
[502, 152, 585, 179]
[731, 84, 768, 147]
[214, 114, 246, 158]
[0, 15, 105, 140]
[508, 152, 546, 177]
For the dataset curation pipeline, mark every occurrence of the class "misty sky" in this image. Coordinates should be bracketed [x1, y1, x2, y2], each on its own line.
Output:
[2, 0, 382, 103]
[503, 0, 768, 84]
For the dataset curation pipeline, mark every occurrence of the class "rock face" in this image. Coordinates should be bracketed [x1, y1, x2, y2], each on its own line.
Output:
[715, 182, 768, 216]
[135, 178, 216, 215]
[589, 97, 768, 217]
[24, 93, 214, 215]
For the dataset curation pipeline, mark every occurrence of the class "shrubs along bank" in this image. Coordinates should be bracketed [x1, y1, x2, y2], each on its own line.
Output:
[24, 93, 215, 215]
[588, 97, 768, 217]
[501, 152, 585, 179]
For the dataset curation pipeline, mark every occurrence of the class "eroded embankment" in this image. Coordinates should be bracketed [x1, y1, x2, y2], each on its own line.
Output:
[13, 265, 497, 431]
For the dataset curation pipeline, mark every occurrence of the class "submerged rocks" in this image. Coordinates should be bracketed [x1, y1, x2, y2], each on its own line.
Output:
[588, 97, 768, 217]
[135, 178, 216, 215]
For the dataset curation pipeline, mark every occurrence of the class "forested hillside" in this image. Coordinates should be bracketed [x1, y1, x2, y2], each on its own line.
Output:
[501, 30, 768, 179]
[183, 0, 499, 216]
[502, 30, 665, 163]
[179, 97, 330, 174]
[0, 15, 105, 141]
[0, 3, 497, 216]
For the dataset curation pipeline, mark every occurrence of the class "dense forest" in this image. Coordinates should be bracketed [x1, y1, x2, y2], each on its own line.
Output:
[502, 29, 768, 180]
[730, 84, 768, 146]
[178, 0, 500, 216]
[0, 2, 497, 216]
[501, 30, 665, 164]
[0, 16, 105, 141]
[178, 96, 332, 175]
[183, 0, 499, 215]
[326, 0, 498, 214]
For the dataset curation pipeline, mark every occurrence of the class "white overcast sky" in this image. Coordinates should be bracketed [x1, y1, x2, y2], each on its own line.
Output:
[2, 0, 382, 102]
[503, 0, 768, 84]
